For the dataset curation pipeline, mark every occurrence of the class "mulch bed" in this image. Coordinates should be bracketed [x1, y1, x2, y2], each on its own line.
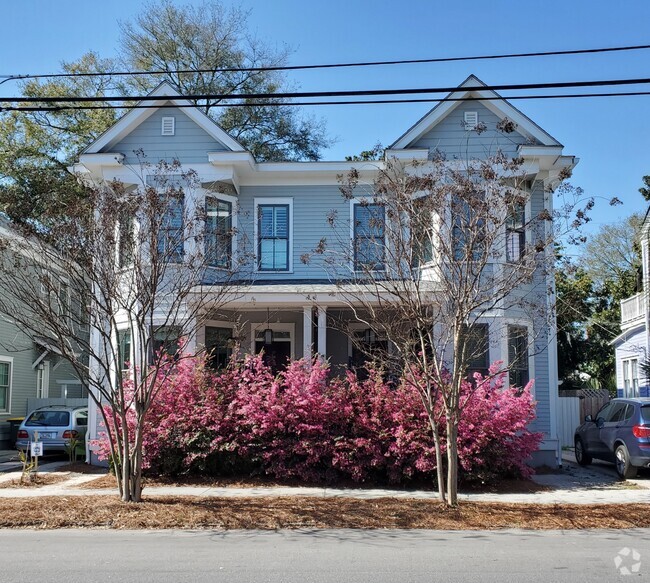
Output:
[0, 496, 648, 530]
[0, 474, 70, 489]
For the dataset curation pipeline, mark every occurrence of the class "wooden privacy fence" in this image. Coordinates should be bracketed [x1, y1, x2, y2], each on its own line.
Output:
[557, 389, 610, 449]
[557, 395, 581, 449]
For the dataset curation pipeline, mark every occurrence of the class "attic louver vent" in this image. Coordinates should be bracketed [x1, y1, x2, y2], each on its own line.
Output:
[161, 116, 175, 136]
[464, 111, 478, 130]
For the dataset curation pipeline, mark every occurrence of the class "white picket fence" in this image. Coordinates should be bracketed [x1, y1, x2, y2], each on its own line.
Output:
[557, 396, 581, 449]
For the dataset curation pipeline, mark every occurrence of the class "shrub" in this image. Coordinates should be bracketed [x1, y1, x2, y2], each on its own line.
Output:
[97, 353, 542, 486]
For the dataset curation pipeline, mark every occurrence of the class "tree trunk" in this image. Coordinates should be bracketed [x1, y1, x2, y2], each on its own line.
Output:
[446, 417, 459, 506]
[429, 419, 446, 503]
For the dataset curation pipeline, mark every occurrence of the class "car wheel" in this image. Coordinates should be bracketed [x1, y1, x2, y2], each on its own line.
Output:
[575, 438, 592, 466]
[615, 444, 638, 480]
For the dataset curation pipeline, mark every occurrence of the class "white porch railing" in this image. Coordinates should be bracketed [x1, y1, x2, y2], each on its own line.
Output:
[621, 292, 646, 325]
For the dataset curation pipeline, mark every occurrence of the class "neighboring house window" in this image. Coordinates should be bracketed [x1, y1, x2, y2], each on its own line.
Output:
[353, 203, 385, 271]
[117, 329, 131, 372]
[206, 197, 232, 268]
[158, 195, 184, 262]
[151, 326, 181, 360]
[0, 359, 11, 412]
[623, 358, 639, 397]
[205, 326, 232, 369]
[506, 203, 525, 262]
[258, 204, 290, 271]
[464, 323, 489, 378]
[508, 325, 529, 387]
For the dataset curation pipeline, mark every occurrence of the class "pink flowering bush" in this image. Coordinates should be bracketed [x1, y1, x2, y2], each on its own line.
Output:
[97, 353, 542, 486]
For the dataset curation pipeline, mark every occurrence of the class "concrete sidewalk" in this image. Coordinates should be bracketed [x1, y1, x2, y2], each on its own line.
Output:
[0, 460, 648, 504]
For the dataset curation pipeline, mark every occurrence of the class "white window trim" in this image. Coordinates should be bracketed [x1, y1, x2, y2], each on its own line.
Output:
[196, 320, 236, 349]
[254, 197, 294, 273]
[0, 355, 14, 413]
[250, 322, 295, 359]
[205, 192, 238, 271]
[349, 198, 387, 274]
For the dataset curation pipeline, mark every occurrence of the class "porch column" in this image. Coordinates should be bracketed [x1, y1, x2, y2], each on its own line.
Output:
[303, 306, 313, 360]
[317, 308, 327, 357]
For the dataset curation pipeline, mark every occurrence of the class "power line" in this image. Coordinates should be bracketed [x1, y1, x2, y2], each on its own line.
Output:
[2, 76, 650, 106]
[3, 90, 650, 113]
[1, 42, 650, 83]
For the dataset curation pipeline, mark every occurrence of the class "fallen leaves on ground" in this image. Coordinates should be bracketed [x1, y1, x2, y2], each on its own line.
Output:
[0, 496, 648, 530]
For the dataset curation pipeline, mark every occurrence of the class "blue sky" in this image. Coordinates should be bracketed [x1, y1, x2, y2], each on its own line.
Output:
[2, 0, 650, 237]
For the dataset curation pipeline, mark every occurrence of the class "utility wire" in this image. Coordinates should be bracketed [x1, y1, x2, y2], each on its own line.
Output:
[2, 76, 650, 105]
[1, 42, 650, 83]
[3, 90, 650, 113]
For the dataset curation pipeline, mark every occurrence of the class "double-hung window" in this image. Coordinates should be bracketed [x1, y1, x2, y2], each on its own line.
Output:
[411, 197, 434, 267]
[506, 203, 525, 262]
[148, 175, 187, 263]
[206, 197, 232, 268]
[451, 194, 485, 262]
[353, 203, 385, 271]
[463, 323, 490, 378]
[158, 195, 184, 262]
[508, 325, 530, 387]
[151, 326, 181, 361]
[258, 204, 290, 271]
[117, 329, 131, 373]
[0, 359, 11, 411]
[623, 358, 640, 397]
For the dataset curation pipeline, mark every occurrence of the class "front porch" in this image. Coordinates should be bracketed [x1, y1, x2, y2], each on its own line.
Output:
[194, 306, 365, 371]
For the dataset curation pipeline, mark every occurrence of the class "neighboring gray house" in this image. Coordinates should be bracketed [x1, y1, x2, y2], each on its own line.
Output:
[613, 210, 650, 398]
[77, 76, 576, 467]
[0, 220, 86, 448]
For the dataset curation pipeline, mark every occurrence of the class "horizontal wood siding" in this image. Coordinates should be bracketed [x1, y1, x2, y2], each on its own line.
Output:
[238, 185, 350, 280]
[411, 102, 533, 158]
[107, 106, 228, 165]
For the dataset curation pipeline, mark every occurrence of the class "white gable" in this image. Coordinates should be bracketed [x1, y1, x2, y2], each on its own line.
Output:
[390, 75, 562, 150]
[82, 81, 245, 155]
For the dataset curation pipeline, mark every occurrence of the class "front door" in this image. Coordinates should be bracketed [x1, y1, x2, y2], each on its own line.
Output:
[255, 341, 291, 373]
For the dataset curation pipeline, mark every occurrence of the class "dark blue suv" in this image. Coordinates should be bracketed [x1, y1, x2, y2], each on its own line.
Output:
[574, 398, 650, 479]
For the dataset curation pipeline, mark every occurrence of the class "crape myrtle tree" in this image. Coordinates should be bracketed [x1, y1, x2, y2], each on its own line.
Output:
[0, 0, 330, 226]
[0, 161, 251, 502]
[317, 141, 594, 506]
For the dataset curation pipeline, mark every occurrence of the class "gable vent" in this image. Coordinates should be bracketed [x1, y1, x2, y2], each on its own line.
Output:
[464, 111, 478, 130]
[161, 116, 175, 136]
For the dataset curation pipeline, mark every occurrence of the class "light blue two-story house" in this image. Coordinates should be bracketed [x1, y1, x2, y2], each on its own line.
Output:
[613, 210, 650, 398]
[77, 76, 576, 467]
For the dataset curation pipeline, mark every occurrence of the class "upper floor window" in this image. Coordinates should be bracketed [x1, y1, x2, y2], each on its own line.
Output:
[508, 325, 529, 387]
[506, 203, 525, 262]
[411, 197, 433, 267]
[258, 203, 290, 271]
[158, 195, 184, 262]
[353, 203, 385, 271]
[206, 197, 232, 269]
[451, 195, 485, 262]
[118, 214, 134, 268]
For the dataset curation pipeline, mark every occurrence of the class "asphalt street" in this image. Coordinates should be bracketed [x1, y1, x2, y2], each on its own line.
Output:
[1, 528, 648, 582]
